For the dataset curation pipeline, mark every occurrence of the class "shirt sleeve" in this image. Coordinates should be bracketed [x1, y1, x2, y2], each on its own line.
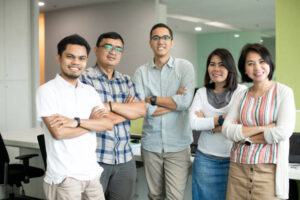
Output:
[189, 88, 215, 130]
[171, 61, 195, 111]
[133, 67, 157, 117]
[36, 85, 58, 121]
[127, 76, 142, 101]
[264, 86, 296, 143]
[222, 90, 245, 142]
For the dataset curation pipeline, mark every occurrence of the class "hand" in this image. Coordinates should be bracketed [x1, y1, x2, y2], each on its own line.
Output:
[125, 95, 136, 103]
[145, 96, 151, 104]
[90, 106, 108, 119]
[265, 123, 276, 129]
[177, 86, 185, 95]
[195, 110, 204, 118]
[232, 119, 239, 124]
[49, 114, 77, 128]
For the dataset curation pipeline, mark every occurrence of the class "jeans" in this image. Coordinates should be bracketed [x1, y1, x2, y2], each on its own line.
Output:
[192, 150, 230, 200]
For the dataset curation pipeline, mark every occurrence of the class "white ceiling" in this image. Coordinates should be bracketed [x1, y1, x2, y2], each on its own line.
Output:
[39, 0, 275, 35]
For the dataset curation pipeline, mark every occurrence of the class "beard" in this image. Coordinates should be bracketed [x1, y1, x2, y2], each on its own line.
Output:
[61, 70, 80, 80]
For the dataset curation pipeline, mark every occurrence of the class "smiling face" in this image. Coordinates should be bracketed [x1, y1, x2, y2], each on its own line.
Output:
[94, 38, 123, 70]
[57, 44, 87, 83]
[149, 27, 174, 58]
[208, 55, 228, 85]
[245, 51, 270, 83]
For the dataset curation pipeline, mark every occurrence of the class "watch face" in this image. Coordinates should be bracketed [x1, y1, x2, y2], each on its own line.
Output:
[150, 96, 156, 105]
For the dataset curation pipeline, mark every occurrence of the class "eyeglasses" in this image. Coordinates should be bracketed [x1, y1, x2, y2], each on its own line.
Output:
[99, 44, 123, 53]
[151, 35, 172, 41]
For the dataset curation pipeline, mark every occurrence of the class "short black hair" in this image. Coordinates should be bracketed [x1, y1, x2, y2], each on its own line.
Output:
[150, 23, 173, 40]
[204, 48, 238, 91]
[57, 34, 90, 56]
[96, 32, 124, 47]
[238, 43, 275, 82]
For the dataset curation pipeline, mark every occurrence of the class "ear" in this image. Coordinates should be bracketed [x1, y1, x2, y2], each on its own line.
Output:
[94, 46, 98, 56]
[56, 54, 61, 65]
[170, 39, 174, 48]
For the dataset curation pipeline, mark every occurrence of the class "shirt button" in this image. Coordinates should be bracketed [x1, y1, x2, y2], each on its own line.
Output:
[250, 167, 253, 172]
[249, 190, 251, 194]
[250, 179, 252, 183]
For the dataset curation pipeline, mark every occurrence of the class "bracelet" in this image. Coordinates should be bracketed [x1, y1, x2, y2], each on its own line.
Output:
[109, 101, 113, 112]
[244, 138, 252, 146]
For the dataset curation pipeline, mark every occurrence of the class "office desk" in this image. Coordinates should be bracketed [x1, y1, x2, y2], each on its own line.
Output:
[2, 128, 300, 200]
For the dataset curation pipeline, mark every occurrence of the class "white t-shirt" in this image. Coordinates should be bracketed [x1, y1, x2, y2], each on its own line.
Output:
[189, 84, 247, 157]
[36, 74, 103, 184]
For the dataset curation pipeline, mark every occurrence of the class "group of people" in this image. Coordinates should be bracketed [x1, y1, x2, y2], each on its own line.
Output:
[36, 22, 295, 200]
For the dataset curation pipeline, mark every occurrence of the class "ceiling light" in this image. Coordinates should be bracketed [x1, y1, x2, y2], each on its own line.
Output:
[260, 39, 264, 43]
[194, 27, 202, 32]
[38, 2, 45, 6]
[234, 34, 240, 38]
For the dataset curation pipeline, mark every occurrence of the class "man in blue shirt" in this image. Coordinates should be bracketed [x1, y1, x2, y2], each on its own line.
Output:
[80, 32, 146, 200]
[133, 23, 195, 199]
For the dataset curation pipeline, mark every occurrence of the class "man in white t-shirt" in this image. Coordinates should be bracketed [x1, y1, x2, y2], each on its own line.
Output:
[36, 34, 113, 200]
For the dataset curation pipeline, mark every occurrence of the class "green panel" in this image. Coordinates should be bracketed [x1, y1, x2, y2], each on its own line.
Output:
[296, 112, 300, 132]
[130, 118, 143, 135]
[276, 0, 300, 109]
[196, 31, 262, 87]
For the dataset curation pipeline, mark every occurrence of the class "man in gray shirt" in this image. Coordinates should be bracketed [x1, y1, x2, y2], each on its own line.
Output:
[133, 23, 195, 200]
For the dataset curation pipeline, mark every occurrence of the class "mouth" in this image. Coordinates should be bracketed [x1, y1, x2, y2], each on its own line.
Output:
[107, 56, 116, 61]
[211, 73, 222, 78]
[157, 46, 165, 51]
[68, 65, 81, 72]
[254, 72, 264, 78]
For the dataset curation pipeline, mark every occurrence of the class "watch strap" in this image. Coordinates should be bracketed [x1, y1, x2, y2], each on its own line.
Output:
[74, 117, 80, 127]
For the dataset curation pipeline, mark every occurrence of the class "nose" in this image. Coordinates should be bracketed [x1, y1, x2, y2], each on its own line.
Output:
[71, 57, 80, 64]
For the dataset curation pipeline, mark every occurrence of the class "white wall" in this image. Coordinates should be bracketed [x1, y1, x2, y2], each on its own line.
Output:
[171, 31, 198, 84]
[0, 0, 38, 131]
[44, 0, 156, 81]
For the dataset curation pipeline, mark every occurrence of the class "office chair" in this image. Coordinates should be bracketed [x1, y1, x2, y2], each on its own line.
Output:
[0, 133, 44, 199]
[37, 135, 47, 170]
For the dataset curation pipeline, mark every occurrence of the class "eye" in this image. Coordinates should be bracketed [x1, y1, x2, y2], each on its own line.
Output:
[104, 45, 113, 51]
[209, 63, 215, 67]
[79, 56, 87, 61]
[151, 36, 160, 41]
[162, 35, 171, 40]
[115, 47, 123, 53]
[259, 60, 265, 64]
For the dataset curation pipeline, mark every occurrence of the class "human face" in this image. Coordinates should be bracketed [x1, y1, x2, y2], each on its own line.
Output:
[245, 51, 270, 83]
[149, 27, 173, 58]
[94, 38, 123, 69]
[208, 55, 228, 85]
[56, 44, 88, 82]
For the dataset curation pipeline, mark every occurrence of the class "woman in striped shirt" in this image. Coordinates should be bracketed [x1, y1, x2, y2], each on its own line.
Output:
[223, 43, 295, 200]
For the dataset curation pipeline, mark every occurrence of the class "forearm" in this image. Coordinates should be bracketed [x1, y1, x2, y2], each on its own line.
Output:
[241, 125, 269, 138]
[80, 118, 114, 132]
[151, 106, 172, 116]
[110, 101, 146, 120]
[107, 111, 127, 124]
[249, 133, 267, 144]
[213, 125, 222, 133]
[155, 97, 177, 110]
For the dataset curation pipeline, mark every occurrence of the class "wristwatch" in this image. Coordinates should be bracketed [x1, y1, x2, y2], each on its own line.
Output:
[218, 115, 224, 126]
[150, 96, 157, 105]
[244, 138, 252, 146]
[74, 117, 81, 127]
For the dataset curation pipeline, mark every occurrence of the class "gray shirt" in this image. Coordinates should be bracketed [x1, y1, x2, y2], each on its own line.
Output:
[133, 57, 195, 153]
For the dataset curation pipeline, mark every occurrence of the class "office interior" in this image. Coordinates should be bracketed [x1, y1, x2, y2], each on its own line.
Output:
[0, 0, 299, 199]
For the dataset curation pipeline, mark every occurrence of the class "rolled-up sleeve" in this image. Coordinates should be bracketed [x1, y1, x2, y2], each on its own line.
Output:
[189, 89, 214, 130]
[264, 87, 296, 144]
[222, 91, 245, 142]
[171, 61, 195, 111]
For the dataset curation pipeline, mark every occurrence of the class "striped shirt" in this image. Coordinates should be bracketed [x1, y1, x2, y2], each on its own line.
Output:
[80, 65, 141, 164]
[231, 83, 278, 164]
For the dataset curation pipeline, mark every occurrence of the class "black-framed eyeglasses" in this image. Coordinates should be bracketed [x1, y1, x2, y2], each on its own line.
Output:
[99, 44, 123, 53]
[151, 35, 172, 41]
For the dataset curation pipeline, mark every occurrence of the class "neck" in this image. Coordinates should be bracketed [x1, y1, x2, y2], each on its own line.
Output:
[154, 55, 170, 69]
[214, 82, 227, 93]
[98, 64, 114, 80]
[252, 79, 273, 92]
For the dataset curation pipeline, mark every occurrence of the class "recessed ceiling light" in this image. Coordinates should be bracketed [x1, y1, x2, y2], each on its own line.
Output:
[38, 2, 45, 6]
[234, 34, 240, 38]
[260, 39, 264, 43]
[194, 27, 202, 32]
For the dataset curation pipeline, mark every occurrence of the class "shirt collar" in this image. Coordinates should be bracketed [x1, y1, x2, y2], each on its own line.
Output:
[151, 56, 174, 69]
[55, 74, 84, 88]
[94, 64, 122, 80]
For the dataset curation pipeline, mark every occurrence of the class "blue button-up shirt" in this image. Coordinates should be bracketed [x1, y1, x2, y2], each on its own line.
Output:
[80, 65, 141, 164]
[133, 57, 195, 153]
